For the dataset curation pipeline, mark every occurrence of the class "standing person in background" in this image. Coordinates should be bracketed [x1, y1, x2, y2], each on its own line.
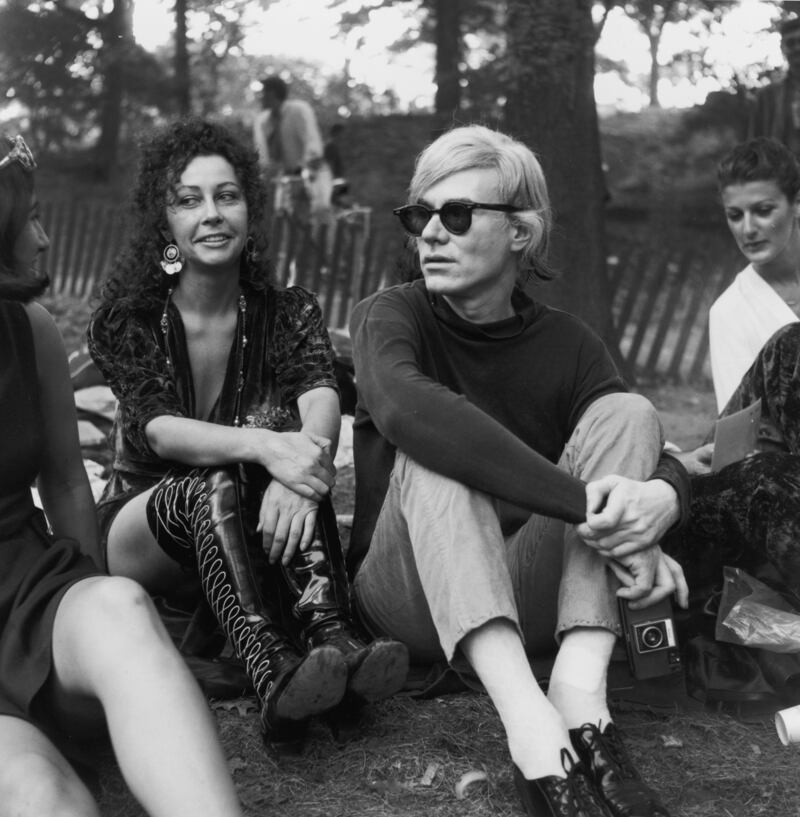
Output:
[0, 134, 245, 817]
[748, 17, 800, 158]
[253, 75, 333, 223]
[324, 123, 352, 209]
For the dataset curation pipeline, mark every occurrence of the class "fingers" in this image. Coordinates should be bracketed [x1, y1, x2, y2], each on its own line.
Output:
[298, 509, 318, 554]
[581, 477, 632, 538]
[622, 581, 672, 610]
[584, 475, 618, 515]
[663, 553, 689, 609]
[262, 508, 314, 565]
[258, 483, 320, 565]
[621, 552, 688, 612]
[304, 432, 336, 475]
[289, 476, 331, 503]
[607, 559, 634, 587]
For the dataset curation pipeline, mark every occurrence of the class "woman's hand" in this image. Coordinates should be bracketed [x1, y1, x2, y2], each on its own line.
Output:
[258, 480, 319, 565]
[259, 430, 335, 502]
[672, 442, 714, 476]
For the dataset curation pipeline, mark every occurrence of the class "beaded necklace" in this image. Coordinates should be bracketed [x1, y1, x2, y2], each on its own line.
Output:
[160, 286, 249, 426]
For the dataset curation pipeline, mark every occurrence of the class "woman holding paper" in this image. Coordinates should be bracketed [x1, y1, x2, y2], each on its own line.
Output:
[660, 138, 800, 593]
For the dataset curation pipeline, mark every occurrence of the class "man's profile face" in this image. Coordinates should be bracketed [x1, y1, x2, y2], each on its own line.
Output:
[414, 167, 522, 314]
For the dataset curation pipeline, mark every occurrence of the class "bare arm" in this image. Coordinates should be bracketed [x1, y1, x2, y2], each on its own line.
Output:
[27, 303, 99, 557]
[260, 386, 341, 564]
[145, 415, 334, 501]
[297, 386, 340, 454]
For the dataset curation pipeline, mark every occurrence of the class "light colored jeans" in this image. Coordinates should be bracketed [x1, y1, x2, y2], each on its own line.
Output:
[353, 393, 664, 666]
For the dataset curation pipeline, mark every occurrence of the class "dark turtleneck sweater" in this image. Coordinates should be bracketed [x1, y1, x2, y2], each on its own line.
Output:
[347, 279, 689, 577]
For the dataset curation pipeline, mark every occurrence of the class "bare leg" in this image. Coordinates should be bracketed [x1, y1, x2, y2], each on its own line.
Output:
[51, 575, 243, 817]
[0, 716, 99, 817]
[106, 488, 193, 595]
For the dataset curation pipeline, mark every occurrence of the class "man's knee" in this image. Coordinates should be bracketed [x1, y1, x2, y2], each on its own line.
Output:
[584, 392, 660, 431]
[0, 752, 98, 817]
[565, 393, 662, 478]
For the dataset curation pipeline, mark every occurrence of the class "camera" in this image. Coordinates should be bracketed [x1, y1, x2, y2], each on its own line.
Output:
[618, 597, 682, 680]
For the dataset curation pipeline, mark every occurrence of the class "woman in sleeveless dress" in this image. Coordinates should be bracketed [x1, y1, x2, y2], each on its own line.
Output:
[0, 135, 244, 817]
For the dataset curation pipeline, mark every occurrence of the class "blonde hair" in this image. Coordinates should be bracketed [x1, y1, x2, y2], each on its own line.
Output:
[408, 125, 554, 281]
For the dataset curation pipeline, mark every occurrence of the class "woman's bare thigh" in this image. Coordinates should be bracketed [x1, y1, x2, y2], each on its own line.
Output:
[106, 488, 192, 594]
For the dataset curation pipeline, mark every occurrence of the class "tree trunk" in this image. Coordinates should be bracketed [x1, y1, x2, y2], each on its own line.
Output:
[95, 0, 132, 180]
[174, 0, 191, 115]
[504, 0, 617, 356]
[648, 34, 661, 108]
[434, 0, 462, 117]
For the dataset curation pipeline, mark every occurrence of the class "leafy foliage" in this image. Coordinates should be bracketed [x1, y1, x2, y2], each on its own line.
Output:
[0, 0, 164, 157]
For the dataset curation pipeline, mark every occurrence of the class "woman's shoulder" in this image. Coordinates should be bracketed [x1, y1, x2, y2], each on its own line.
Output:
[22, 302, 68, 373]
[23, 301, 59, 339]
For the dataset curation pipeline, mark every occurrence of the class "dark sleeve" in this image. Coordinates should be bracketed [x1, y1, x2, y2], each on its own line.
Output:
[88, 303, 186, 457]
[649, 452, 691, 531]
[273, 287, 339, 404]
[350, 290, 587, 524]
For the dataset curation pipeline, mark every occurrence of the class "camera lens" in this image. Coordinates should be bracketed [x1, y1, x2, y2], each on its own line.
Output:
[641, 625, 664, 649]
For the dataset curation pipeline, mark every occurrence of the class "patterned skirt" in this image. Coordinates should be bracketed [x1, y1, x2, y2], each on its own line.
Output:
[666, 323, 800, 595]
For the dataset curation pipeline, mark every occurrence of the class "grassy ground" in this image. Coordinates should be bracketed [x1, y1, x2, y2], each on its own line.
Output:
[53, 309, 799, 817]
[43, 104, 800, 816]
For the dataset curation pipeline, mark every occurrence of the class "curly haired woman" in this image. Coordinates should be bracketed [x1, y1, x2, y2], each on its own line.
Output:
[88, 118, 407, 749]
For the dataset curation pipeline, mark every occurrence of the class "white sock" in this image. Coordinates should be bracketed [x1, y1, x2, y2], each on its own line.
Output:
[504, 696, 578, 780]
[547, 633, 614, 730]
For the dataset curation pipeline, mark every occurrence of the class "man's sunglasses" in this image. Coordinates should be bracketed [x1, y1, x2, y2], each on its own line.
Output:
[0, 135, 36, 172]
[393, 200, 520, 236]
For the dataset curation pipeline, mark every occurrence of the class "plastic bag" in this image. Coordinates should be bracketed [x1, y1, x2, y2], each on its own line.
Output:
[716, 566, 800, 653]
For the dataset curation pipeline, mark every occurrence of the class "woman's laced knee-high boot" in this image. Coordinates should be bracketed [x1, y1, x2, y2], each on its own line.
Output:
[146, 467, 348, 745]
[281, 497, 409, 703]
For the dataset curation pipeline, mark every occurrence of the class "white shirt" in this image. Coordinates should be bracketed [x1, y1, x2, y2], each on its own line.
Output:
[709, 264, 799, 412]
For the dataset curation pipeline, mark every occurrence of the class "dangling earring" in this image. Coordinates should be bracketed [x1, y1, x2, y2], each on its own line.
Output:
[160, 243, 183, 275]
[244, 236, 258, 265]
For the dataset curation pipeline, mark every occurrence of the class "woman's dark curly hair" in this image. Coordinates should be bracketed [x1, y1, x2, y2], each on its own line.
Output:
[96, 117, 271, 313]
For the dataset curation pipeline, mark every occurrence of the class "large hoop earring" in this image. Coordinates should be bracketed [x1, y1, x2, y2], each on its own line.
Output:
[160, 243, 183, 275]
[244, 236, 258, 265]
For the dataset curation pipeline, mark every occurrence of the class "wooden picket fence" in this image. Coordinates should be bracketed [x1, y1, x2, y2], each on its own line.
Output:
[40, 199, 742, 383]
[41, 199, 129, 301]
[607, 229, 742, 385]
[40, 200, 387, 330]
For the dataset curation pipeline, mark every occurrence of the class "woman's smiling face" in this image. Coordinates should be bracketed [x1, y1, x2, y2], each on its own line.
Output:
[165, 154, 248, 275]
